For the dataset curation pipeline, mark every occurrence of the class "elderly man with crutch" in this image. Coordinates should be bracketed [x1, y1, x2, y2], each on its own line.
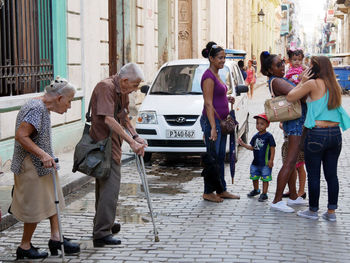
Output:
[90, 63, 149, 247]
[9, 78, 80, 260]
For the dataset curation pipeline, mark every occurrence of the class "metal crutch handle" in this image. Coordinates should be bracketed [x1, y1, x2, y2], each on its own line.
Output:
[51, 167, 65, 261]
[135, 154, 160, 242]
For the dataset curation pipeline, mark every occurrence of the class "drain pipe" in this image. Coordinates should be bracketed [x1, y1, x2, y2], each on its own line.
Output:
[122, 0, 125, 65]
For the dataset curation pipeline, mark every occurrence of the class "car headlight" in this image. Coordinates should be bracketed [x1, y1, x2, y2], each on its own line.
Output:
[136, 111, 158, 124]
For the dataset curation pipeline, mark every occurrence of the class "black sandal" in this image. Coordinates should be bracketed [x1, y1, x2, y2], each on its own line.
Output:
[16, 244, 48, 260]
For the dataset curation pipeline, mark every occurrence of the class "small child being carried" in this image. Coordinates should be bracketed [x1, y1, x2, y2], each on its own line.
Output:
[285, 48, 306, 85]
[238, 113, 276, 202]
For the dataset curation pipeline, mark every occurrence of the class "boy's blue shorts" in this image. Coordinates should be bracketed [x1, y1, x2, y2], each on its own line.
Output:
[250, 165, 272, 182]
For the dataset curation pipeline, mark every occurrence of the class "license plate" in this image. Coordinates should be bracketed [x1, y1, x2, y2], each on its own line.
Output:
[166, 130, 195, 138]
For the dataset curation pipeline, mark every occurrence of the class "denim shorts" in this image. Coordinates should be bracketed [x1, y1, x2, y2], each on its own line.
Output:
[250, 165, 272, 182]
[282, 103, 307, 136]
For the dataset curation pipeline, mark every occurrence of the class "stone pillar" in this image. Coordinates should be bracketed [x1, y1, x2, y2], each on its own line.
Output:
[178, 0, 193, 59]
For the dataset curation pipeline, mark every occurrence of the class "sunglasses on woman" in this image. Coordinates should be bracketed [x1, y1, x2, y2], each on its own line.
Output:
[276, 60, 285, 68]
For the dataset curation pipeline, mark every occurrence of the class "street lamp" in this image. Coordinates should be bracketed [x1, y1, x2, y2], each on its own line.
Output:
[258, 9, 265, 22]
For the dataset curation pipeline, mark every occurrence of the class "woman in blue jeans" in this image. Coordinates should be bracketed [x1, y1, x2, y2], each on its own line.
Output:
[287, 56, 350, 221]
[200, 41, 240, 202]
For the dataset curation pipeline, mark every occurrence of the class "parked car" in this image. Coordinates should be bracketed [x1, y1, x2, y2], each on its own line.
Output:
[136, 55, 249, 162]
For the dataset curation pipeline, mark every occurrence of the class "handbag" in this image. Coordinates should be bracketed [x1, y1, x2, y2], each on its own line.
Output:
[214, 109, 236, 135]
[72, 100, 115, 179]
[264, 79, 302, 122]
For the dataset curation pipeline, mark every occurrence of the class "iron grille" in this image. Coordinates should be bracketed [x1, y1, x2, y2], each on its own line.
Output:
[0, 0, 53, 96]
[164, 115, 199, 126]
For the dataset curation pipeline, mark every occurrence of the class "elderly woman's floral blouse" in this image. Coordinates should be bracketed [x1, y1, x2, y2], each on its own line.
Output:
[11, 99, 56, 177]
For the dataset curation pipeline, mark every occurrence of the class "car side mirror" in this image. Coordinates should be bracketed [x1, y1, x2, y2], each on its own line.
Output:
[140, 85, 150, 94]
[236, 84, 249, 96]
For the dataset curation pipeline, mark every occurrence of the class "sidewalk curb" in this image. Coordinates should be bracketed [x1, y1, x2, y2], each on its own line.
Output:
[0, 153, 135, 232]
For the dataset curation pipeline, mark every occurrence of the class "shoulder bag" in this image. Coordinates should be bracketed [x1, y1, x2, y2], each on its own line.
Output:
[264, 78, 302, 122]
[214, 109, 236, 135]
[72, 99, 118, 179]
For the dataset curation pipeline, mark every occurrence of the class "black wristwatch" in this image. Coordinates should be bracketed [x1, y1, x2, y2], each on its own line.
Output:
[132, 134, 139, 140]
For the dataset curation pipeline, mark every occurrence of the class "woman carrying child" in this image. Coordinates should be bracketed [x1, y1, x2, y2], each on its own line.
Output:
[260, 51, 307, 213]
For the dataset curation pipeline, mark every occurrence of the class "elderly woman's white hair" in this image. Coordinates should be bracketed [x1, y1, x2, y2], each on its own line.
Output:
[45, 76, 76, 96]
[119, 63, 145, 82]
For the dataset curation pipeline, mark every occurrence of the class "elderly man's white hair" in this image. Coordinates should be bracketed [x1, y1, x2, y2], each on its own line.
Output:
[119, 63, 145, 82]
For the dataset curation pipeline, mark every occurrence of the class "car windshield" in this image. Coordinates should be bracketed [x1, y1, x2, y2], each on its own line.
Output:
[150, 65, 230, 95]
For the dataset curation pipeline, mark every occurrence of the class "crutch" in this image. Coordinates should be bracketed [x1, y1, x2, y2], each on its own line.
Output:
[49, 158, 65, 261]
[135, 154, 160, 242]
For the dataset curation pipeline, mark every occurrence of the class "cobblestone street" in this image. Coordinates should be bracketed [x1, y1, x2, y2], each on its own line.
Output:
[1, 86, 350, 263]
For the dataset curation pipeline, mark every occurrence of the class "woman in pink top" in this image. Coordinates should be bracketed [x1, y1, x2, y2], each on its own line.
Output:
[245, 60, 256, 99]
[200, 41, 240, 203]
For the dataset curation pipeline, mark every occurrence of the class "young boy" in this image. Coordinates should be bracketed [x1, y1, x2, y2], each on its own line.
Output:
[238, 113, 276, 202]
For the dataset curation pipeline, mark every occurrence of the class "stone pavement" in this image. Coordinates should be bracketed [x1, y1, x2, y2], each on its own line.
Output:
[0, 144, 135, 231]
[1, 83, 350, 262]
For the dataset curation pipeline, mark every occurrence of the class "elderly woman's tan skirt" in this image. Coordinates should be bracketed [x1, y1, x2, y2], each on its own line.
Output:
[10, 156, 65, 223]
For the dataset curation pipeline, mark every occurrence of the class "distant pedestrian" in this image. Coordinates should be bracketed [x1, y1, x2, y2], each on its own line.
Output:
[200, 41, 240, 202]
[285, 48, 306, 85]
[90, 63, 147, 247]
[245, 60, 256, 99]
[10, 77, 80, 260]
[238, 113, 276, 202]
[287, 56, 350, 221]
[251, 55, 257, 72]
[238, 60, 247, 80]
[260, 51, 307, 213]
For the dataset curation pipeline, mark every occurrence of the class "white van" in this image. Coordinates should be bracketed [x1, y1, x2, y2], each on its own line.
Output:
[136, 56, 249, 162]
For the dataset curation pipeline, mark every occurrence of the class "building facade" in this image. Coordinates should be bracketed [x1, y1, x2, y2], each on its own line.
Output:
[0, 0, 283, 172]
[334, 0, 350, 64]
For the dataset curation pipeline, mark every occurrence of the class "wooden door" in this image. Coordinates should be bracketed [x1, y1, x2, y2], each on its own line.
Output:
[178, 0, 192, 59]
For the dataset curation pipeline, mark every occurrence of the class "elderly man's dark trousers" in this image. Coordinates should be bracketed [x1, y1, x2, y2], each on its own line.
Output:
[93, 160, 121, 239]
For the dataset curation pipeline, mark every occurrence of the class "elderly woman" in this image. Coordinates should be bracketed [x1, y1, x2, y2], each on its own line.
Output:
[10, 78, 80, 259]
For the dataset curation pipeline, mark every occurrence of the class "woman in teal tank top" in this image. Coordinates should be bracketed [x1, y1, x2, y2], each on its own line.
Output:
[287, 56, 350, 221]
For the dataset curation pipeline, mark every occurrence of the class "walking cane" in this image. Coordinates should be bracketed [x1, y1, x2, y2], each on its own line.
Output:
[135, 154, 160, 242]
[49, 158, 65, 261]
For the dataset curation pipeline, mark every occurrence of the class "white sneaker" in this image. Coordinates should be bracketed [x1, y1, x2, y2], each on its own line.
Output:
[270, 201, 295, 213]
[287, 197, 308, 206]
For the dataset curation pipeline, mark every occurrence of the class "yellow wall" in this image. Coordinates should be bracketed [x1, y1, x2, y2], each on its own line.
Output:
[251, 0, 281, 73]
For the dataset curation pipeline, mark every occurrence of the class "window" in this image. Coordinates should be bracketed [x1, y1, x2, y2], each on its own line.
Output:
[150, 65, 230, 95]
[233, 65, 244, 85]
[0, 0, 53, 97]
